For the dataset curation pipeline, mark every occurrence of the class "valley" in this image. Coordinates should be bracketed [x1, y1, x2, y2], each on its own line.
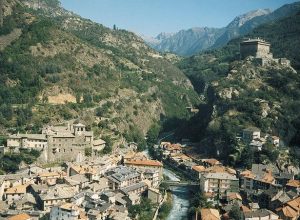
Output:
[0, 0, 300, 220]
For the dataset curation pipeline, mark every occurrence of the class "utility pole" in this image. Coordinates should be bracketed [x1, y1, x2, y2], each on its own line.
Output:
[0, 0, 3, 27]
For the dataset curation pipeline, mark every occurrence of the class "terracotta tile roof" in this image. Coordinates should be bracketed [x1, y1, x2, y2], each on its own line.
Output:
[202, 159, 221, 166]
[8, 213, 31, 220]
[205, 166, 236, 175]
[240, 170, 256, 179]
[261, 171, 275, 184]
[287, 196, 300, 211]
[200, 208, 220, 220]
[125, 160, 163, 167]
[276, 196, 300, 218]
[192, 165, 206, 173]
[5, 184, 28, 194]
[166, 144, 182, 151]
[286, 179, 300, 188]
[227, 192, 242, 201]
[280, 206, 298, 218]
[71, 165, 96, 175]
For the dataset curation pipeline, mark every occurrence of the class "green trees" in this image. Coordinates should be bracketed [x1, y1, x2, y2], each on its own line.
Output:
[124, 126, 146, 151]
[0, 149, 41, 173]
[128, 198, 153, 220]
[229, 204, 243, 220]
[146, 123, 161, 146]
[102, 136, 113, 154]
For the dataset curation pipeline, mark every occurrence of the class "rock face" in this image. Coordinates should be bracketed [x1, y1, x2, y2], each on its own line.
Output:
[144, 2, 300, 56]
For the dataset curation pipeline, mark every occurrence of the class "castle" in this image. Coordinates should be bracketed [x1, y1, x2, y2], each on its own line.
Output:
[240, 38, 291, 66]
[2, 122, 106, 163]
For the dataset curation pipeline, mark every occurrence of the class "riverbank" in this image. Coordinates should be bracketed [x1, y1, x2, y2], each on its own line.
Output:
[156, 192, 173, 220]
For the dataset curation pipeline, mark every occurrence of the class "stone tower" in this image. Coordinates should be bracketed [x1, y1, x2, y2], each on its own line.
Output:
[0, 0, 3, 27]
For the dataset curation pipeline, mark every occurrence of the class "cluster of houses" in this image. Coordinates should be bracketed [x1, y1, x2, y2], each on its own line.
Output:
[239, 127, 281, 151]
[0, 122, 107, 163]
[0, 151, 163, 220]
[156, 141, 300, 220]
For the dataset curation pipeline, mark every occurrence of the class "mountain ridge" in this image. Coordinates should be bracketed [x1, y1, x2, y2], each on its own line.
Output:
[143, 2, 300, 56]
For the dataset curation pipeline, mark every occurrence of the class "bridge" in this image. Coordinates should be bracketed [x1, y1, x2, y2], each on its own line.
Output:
[162, 180, 199, 187]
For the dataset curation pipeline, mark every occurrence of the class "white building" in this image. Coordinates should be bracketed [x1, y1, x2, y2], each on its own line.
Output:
[50, 203, 86, 220]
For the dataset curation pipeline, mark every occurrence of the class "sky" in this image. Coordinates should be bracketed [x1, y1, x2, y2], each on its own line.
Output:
[60, 0, 298, 37]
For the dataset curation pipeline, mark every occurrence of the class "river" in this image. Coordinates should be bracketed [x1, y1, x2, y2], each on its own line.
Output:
[163, 168, 190, 220]
[143, 149, 190, 219]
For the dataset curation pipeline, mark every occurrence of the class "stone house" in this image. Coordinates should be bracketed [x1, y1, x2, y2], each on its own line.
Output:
[5, 122, 101, 163]
[4, 184, 28, 202]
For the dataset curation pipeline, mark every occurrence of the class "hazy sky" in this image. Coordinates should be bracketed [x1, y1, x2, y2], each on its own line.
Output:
[60, 0, 298, 37]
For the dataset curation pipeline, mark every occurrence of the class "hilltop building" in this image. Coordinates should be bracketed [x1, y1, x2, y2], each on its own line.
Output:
[5, 122, 106, 163]
[240, 38, 291, 66]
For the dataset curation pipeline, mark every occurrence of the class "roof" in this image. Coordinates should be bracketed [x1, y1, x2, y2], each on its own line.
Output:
[240, 170, 256, 179]
[38, 171, 66, 178]
[286, 179, 300, 188]
[60, 203, 81, 211]
[204, 172, 238, 181]
[227, 192, 242, 201]
[40, 185, 76, 201]
[200, 208, 220, 220]
[125, 160, 163, 167]
[121, 182, 147, 195]
[202, 159, 221, 166]
[73, 123, 86, 127]
[244, 209, 277, 218]
[192, 165, 206, 173]
[241, 38, 270, 45]
[205, 166, 236, 175]
[70, 165, 96, 175]
[260, 171, 275, 184]
[93, 139, 106, 146]
[106, 166, 141, 183]
[8, 213, 31, 220]
[9, 134, 47, 140]
[243, 127, 261, 132]
[5, 184, 28, 194]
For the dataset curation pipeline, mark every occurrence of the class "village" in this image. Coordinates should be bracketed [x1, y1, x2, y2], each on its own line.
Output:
[0, 120, 299, 220]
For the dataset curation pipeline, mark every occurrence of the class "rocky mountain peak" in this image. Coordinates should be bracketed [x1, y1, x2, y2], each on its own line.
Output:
[228, 9, 272, 28]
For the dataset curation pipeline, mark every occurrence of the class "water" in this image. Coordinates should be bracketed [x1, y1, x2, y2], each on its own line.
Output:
[166, 186, 190, 220]
[144, 149, 190, 219]
[163, 169, 189, 220]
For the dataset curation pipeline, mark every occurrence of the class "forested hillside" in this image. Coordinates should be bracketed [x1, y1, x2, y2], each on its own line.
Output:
[0, 0, 199, 147]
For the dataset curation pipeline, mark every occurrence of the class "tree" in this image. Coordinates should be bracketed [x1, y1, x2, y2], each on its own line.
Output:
[84, 147, 92, 157]
[229, 204, 243, 220]
[146, 123, 161, 146]
[0, 0, 3, 27]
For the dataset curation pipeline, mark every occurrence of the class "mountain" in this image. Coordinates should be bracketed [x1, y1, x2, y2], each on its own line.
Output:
[176, 11, 300, 166]
[211, 9, 271, 48]
[144, 1, 300, 56]
[148, 27, 225, 56]
[0, 0, 199, 144]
